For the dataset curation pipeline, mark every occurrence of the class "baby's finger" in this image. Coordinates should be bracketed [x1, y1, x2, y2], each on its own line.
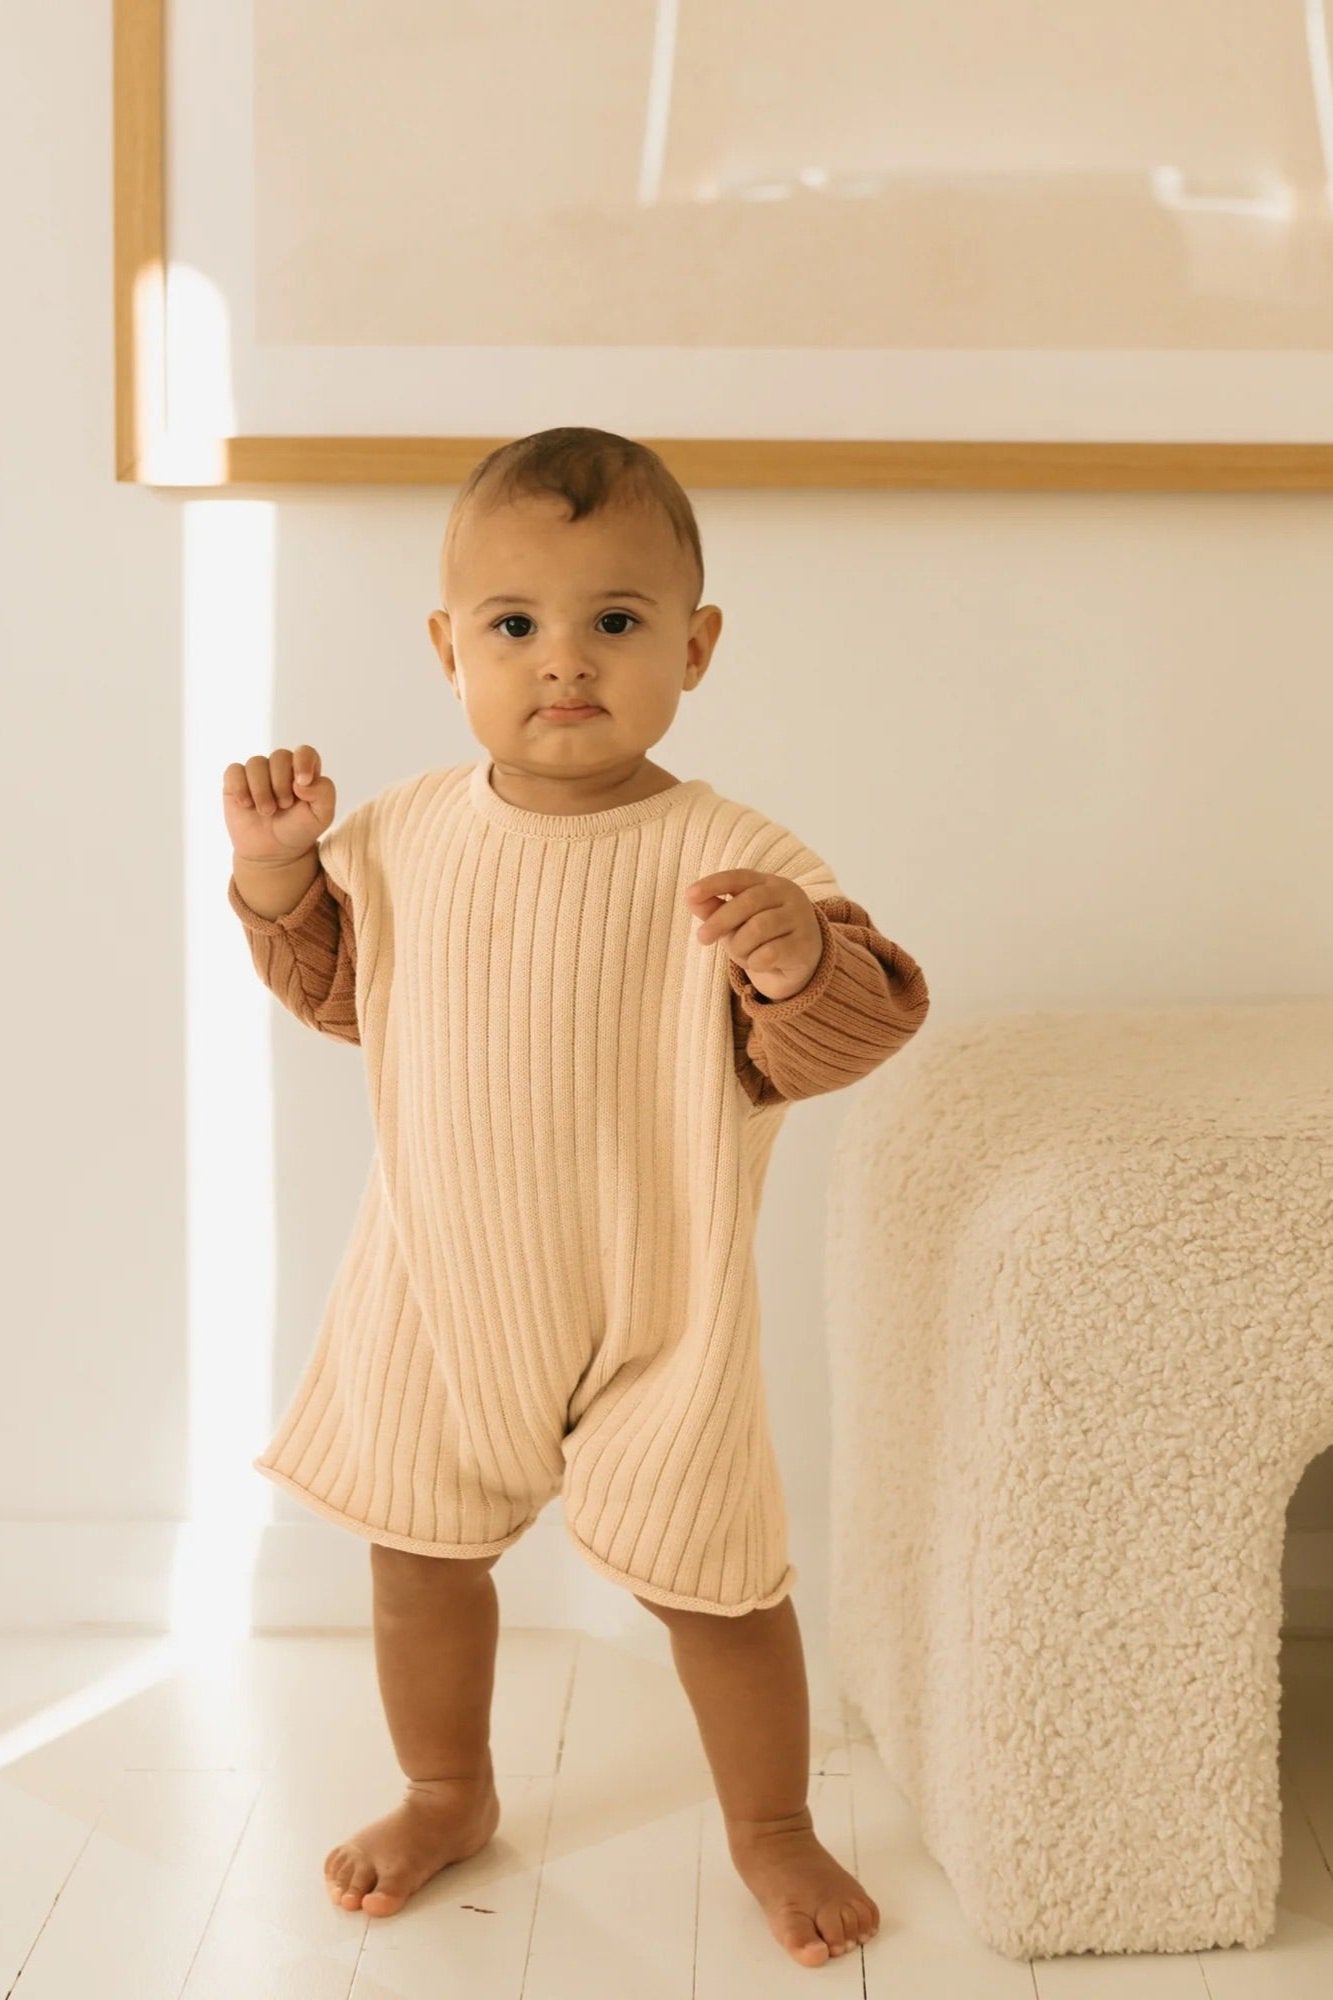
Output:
[245, 753, 278, 815]
[292, 744, 320, 788]
[268, 746, 299, 810]
[222, 761, 258, 808]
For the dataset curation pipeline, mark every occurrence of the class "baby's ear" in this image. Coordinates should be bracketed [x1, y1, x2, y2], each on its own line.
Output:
[427, 609, 454, 663]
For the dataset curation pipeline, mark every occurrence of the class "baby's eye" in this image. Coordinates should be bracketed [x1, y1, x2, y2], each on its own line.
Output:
[491, 610, 640, 639]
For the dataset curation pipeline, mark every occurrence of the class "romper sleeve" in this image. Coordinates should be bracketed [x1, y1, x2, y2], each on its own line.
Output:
[227, 848, 360, 1045]
[727, 893, 929, 1108]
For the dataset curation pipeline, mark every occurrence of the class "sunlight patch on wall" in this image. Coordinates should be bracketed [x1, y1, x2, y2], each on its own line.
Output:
[173, 497, 277, 1650]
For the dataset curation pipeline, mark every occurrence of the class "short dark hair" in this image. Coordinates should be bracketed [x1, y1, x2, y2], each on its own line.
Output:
[443, 426, 704, 612]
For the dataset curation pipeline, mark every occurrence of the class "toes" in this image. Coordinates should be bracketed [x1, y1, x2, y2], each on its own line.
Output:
[341, 1859, 377, 1906]
[777, 1911, 830, 1962]
[814, 1902, 854, 1954]
[361, 1878, 409, 1916]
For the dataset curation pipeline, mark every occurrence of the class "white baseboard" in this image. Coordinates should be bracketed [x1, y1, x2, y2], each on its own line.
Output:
[0, 1515, 1328, 1647]
[0, 1500, 638, 1640]
[247, 1501, 645, 1639]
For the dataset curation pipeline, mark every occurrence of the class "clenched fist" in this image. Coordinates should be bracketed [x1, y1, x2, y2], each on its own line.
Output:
[223, 745, 336, 867]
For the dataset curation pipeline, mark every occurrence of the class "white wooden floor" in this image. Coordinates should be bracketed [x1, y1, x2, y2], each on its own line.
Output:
[0, 1625, 1330, 1997]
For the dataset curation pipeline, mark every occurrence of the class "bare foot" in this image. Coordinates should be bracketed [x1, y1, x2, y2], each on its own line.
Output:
[324, 1774, 501, 1917]
[726, 1807, 880, 1968]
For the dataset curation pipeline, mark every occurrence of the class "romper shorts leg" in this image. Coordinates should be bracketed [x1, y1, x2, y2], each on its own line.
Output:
[559, 1331, 797, 1617]
[252, 1161, 563, 1557]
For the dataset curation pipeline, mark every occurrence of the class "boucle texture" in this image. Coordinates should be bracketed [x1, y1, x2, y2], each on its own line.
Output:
[825, 998, 1333, 1954]
[230, 756, 929, 1613]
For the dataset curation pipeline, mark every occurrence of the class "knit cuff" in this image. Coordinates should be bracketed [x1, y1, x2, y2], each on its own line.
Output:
[726, 897, 842, 1018]
[228, 862, 329, 934]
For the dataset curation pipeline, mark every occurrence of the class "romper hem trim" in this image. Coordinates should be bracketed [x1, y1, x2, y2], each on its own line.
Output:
[251, 1458, 539, 1558]
[562, 1514, 797, 1616]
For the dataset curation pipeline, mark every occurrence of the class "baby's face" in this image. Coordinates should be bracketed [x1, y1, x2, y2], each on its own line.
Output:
[428, 492, 721, 777]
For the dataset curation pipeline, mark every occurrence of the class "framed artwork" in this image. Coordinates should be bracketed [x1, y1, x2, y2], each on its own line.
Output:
[114, 0, 1333, 491]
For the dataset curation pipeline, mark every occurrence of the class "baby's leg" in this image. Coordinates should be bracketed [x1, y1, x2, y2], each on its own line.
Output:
[325, 1544, 504, 1917]
[637, 1592, 880, 1968]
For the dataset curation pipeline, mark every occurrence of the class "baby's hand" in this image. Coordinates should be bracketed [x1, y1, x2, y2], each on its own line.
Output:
[685, 870, 824, 1002]
[223, 745, 336, 865]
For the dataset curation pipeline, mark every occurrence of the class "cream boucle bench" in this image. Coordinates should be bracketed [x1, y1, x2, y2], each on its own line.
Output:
[824, 999, 1333, 1960]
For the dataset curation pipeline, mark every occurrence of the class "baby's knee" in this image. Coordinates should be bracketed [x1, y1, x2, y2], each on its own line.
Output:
[635, 1589, 777, 1627]
[635, 1591, 673, 1621]
[371, 1542, 501, 1599]
[635, 1590, 725, 1625]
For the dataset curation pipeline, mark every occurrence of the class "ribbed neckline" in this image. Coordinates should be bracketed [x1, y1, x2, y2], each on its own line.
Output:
[467, 756, 708, 838]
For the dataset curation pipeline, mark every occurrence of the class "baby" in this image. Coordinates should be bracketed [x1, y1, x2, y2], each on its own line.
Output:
[223, 425, 930, 1970]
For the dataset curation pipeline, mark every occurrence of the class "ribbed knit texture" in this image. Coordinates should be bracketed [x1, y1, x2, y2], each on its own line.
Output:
[229, 757, 929, 1613]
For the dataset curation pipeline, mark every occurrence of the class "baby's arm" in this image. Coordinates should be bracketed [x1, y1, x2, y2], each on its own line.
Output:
[228, 851, 360, 1044]
[728, 894, 928, 1107]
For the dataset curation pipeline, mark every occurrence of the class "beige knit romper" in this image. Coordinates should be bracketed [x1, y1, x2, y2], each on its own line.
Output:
[229, 758, 928, 1615]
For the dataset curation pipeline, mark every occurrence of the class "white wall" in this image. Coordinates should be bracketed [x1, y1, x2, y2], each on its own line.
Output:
[3, 7, 1330, 1661]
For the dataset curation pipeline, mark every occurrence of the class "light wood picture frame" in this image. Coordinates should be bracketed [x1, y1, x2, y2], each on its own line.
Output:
[114, 0, 1333, 491]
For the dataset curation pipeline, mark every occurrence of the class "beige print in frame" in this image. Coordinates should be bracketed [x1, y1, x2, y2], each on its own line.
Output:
[114, 0, 1333, 491]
